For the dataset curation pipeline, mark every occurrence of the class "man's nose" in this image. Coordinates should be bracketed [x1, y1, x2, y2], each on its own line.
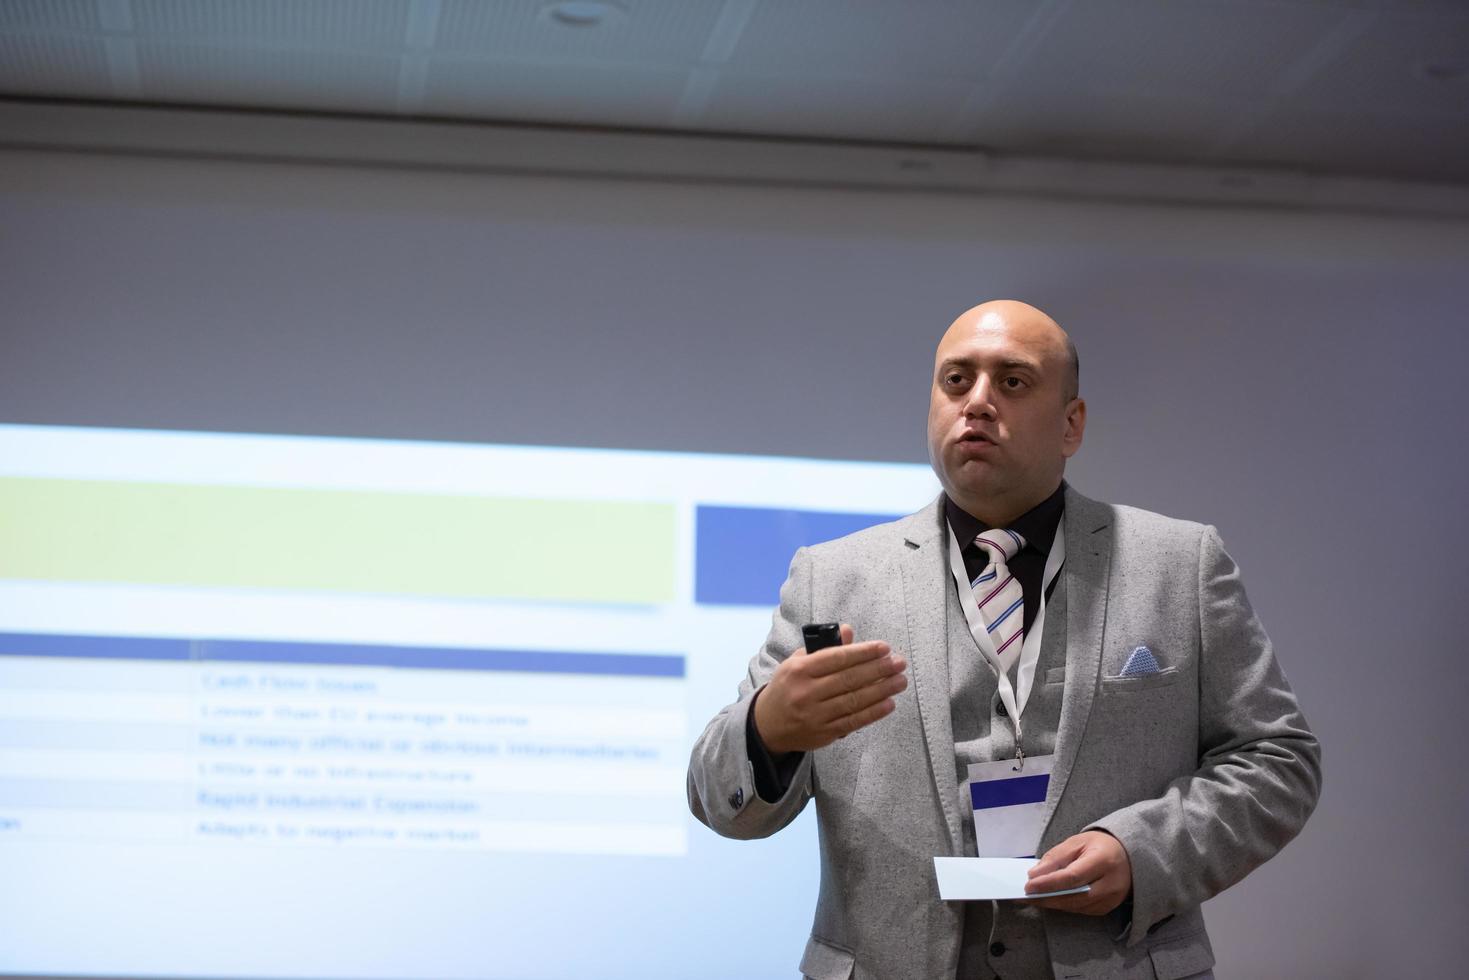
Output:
[964, 375, 997, 419]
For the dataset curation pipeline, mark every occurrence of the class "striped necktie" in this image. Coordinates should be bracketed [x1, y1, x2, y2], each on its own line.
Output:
[971, 528, 1027, 660]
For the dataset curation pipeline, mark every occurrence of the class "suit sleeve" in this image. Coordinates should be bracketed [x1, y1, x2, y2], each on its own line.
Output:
[1087, 525, 1323, 944]
[686, 546, 818, 839]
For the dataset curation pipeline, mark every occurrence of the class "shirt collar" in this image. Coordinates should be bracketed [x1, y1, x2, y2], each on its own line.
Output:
[944, 481, 1066, 556]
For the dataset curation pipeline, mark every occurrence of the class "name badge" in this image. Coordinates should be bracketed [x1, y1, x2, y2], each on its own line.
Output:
[966, 754, 1054, 858]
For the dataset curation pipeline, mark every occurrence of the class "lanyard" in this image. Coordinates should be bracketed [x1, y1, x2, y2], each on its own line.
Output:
[946, 515, 1065, 767]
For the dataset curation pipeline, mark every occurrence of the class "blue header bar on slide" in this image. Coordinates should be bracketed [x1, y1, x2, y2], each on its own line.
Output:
[694, 505, 902, 606]
[0, 632, 684, 678]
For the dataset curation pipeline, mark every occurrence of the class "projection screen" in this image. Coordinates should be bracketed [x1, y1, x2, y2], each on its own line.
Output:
[0, 422, 937, 979]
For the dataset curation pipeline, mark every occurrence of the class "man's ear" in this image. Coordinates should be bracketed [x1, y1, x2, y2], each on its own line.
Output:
[1061, 398, 1086, 458]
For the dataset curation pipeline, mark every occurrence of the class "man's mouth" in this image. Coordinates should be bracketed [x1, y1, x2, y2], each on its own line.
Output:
[958, 431, 994, 445]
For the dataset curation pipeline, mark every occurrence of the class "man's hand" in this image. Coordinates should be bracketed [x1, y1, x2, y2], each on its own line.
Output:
[1024, 830, 1133, 915]
[753, 624, 908, 755]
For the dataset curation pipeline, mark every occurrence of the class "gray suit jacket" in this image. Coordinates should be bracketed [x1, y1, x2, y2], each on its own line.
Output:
[687, 487, 1321, 980]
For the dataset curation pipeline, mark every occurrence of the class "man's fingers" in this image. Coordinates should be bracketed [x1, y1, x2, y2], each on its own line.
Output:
[1026, 870, 1124, 914]
[801, 639, 892, 677]
[1031, 850, 1104, 892]
[816, 670, 908, 725]
[1027, 839, 1083, 879]
[811, 652, 907, 701]
[1026, 862, 1091, 895]
[1023, 833, 1132, 915]
[1026, 890, 1106, 914]
[761, 627, 907, 751]
[826, 692, 898, 738]
[1025, 862, 1106, 910]
[1026, 841, 1099, 894]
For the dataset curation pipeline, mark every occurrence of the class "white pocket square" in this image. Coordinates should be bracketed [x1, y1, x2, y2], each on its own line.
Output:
[1119, 645, 1161, 677]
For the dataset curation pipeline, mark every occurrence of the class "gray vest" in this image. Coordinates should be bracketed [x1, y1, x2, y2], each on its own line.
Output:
[948, 564, 1070, 980]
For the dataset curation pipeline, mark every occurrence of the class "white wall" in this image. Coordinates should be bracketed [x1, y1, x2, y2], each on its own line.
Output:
[3, 144, 1468, 978]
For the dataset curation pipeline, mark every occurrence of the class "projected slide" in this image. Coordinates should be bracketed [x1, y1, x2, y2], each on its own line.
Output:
[0, 424, 935, 980]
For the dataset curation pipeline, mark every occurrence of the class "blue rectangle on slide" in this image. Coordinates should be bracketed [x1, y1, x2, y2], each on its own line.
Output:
[695, 505, 902, 607]
[0, 631, 683, 678]
[0, 631, 191, 661]
[200, 639, 684, 677]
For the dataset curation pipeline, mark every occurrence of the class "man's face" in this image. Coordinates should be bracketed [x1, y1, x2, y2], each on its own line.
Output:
[926, 304, 1084, 518]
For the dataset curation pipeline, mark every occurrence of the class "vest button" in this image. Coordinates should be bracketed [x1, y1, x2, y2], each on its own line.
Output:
[990, 941, 1006, 957]
[995, 699, 1008, 718]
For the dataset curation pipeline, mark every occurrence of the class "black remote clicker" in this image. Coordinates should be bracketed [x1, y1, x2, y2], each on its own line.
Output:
[801, 622, 842, 653]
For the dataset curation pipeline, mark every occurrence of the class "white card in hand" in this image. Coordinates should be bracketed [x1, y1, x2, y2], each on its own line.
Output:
[933, 857, 1091, 901]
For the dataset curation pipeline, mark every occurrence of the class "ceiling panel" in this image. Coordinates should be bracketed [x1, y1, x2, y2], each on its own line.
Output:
[969, 83, 1246, 162]
[1012, 0, 1349, 99]
[0, 0, 1463, 186]
[434, 0, 724, 65]
[0, 33, 111, 97]
[135, 42, 402, 112]
[1286, 9, 1469, 115]
[1242, 105, 1469, 182]
[1301, 0, 1469, 10]
[699, 70, 977, 142]
[726, 0, 1035, 79]
[131, 0, 411, 50]
[0, 0, 102, 32]
[422, 59, 689, 127]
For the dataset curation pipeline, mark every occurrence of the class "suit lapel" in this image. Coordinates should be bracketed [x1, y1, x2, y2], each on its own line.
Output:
[1041, 486, 1114, 840]
[898, 496, 963, 854]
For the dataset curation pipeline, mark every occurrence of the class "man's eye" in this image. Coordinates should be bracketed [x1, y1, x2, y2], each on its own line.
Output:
[944, 373, 966, 386]
[1002, 376, 1027, 389]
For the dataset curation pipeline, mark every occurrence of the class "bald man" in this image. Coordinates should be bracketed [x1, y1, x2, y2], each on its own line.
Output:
[687, 301, 1320, 980]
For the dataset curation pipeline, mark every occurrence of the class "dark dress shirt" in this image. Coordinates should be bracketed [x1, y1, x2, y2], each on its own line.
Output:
[944, 482, 1065, 636]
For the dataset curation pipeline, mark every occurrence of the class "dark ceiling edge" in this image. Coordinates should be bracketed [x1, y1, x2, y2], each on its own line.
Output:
[1, 97, 1467, 221]
[5, 93, 1464, 190]
[0, 93, 980, 154]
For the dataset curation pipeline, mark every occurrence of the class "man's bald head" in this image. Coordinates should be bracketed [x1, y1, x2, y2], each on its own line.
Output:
[927, 299, 1086, 527]
[938, 300, 1079, 402]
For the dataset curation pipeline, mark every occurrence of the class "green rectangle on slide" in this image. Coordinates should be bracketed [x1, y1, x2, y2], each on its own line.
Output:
[0, 478, 675, 604]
